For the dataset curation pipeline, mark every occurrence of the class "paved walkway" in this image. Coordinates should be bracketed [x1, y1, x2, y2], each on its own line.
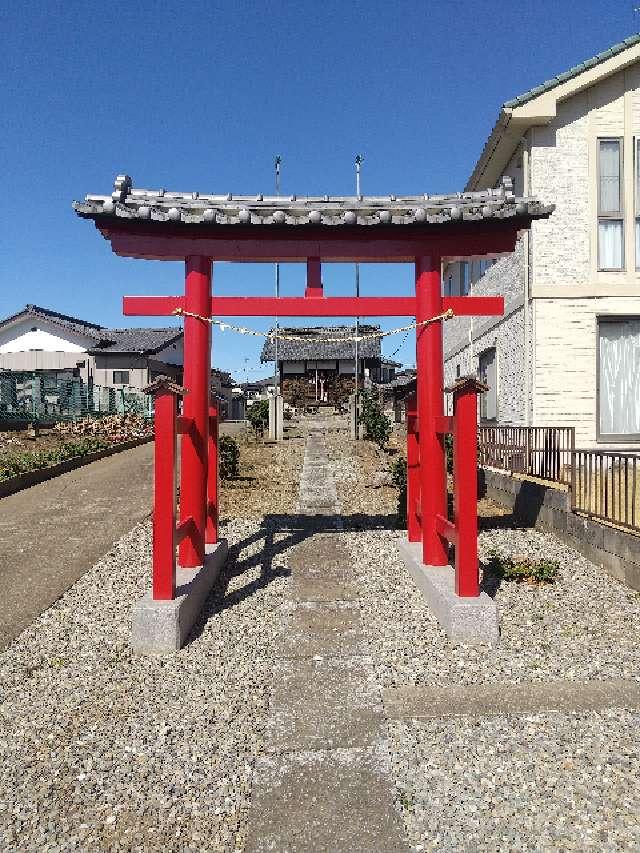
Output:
[246, 432, 409, 852]
[0, 442, 154, 650]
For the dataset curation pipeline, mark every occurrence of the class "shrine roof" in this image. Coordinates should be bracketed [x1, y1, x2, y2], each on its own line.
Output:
[261, 325, 381, 362]
[73, 174, 553, 229]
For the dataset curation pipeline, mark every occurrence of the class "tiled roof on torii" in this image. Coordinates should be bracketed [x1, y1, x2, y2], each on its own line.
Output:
[73, 174, 553, 229]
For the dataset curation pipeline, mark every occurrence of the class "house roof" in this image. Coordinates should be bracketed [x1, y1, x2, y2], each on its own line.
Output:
[261, 326, 381, 363]
[467, 34, 640, 190]
[74, 173, 552, 230]
[0, 304, 107, 342]
[91, 327, 182, 354]
[0, 304, 182, 356]
[504, 34, 640, 109]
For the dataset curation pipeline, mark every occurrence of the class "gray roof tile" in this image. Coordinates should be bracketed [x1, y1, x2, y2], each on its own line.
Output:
[261, 326, 381, 362]
[93, 327, 182, 354]
[74, 174, 552, 228]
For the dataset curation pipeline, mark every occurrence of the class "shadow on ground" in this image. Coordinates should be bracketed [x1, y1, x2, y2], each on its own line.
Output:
[188, 512, 399, 644]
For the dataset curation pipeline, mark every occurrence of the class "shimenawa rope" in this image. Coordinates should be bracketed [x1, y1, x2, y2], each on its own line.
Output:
[170, 307, 454, 342]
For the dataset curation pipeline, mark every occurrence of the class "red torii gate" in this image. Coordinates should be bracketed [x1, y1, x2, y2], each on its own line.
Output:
[74, 175, 551, 598]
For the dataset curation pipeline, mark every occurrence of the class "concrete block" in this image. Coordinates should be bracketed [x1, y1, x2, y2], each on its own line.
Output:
[397, 540, 500, 645]
[624, 561, 640, 593]
[599, 551, 627, 584]
[603, 525, 633, 561]
[131, 540, 228, 654]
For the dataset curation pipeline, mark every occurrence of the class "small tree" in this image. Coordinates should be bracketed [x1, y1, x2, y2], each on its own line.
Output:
[247, 399, 269, 434]
[359, 391, 391, 449]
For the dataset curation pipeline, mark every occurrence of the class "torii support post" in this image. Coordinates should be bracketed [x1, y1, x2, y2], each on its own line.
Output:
[143, 377, 189, 601]
[179, 256, 212, 568]
[450, 377, 487, 597]
[206, 401, 219, 545]
[415, 256, 448, 567]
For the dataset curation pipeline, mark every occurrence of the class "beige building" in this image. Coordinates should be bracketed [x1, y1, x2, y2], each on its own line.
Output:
[443, 35, 640, 448]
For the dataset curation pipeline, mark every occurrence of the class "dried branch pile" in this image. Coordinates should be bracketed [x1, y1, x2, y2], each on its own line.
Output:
[53, 414, 153, 443]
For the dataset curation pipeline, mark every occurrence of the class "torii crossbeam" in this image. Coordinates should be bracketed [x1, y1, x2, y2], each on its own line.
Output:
[74, 174, 552, 588]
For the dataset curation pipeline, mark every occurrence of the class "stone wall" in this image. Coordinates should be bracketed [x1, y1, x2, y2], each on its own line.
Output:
[480, 467, 640, 592]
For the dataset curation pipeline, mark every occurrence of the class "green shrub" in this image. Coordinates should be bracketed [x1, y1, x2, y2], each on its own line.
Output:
[247, 399, 269, 434]
[0, 437, 111, 481]
[219, 435, 240, 479]
[485, 548, 560, 585]
[389, 457, 407, 526]
[359, 391, 391, 449]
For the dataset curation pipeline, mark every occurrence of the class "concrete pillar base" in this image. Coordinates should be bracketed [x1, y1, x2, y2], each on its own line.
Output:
[131, 540, 228, 654]
[397, 540, 500, 645]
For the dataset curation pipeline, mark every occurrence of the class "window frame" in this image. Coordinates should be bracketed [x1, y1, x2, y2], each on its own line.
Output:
[597, 137, 624, 272]
[112, 370, 130, 385]
[635, 137, 640, 271]
[596, 314, 640, 443]
[478, 346, 498, 423]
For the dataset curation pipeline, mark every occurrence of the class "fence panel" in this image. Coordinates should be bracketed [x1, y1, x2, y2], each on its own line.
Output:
[478, 425, 575, 486]
[571, 449, 639, 534]
[0, 372, 151, 423]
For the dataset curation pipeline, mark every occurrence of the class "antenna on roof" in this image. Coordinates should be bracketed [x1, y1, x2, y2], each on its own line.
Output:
[354, 154, 364, 420]
[274, 155, 281, 397]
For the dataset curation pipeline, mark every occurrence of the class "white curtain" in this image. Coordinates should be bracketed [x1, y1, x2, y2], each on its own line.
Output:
[598, 220, 623, 269]
[599, 141, 621, 213]
[636, 219, 640, 270]
[599, 319, 640, 436]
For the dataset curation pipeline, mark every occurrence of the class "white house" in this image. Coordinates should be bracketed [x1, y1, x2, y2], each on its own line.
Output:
[443, 34, 640, 448]
[0, 304, 184, 389]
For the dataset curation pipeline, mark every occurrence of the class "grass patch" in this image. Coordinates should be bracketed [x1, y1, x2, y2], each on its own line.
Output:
[485, 548, 560, 585]
[0, 437, 112, 481]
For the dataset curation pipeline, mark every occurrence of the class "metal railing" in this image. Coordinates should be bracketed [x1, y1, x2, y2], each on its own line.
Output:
[571, 449, 639, 533]
[478, 425, 575, 486]
[0, 372, 152, 423]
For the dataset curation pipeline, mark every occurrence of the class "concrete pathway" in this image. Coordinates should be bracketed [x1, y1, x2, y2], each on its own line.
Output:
[297, 428, 340, 516]
[246, 433, 409, 852]
[0, 442, 154, 650]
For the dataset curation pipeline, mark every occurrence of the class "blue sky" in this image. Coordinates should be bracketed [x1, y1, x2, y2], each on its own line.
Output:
[1, 1, 637, 379]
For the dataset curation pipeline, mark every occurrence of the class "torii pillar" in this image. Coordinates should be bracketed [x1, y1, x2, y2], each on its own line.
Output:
[179, 256, 212, 568]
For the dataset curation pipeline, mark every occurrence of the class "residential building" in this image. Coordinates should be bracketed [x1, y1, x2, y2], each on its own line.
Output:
[0, 304, 183, 389]
[443, 35, 640, 448]
[211, 368, 246, 421]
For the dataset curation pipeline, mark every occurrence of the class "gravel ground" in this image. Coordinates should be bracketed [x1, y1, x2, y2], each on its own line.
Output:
[390, 709, 640, 851]
[2, 416, 640, 850]
[0, 520, 296, 852]
[349, 526, 640, 688]
[342, 468, 640, 849]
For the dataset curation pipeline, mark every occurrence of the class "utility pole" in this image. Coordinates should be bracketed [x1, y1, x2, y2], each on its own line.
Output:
[354, 154, 363, 410]
[274, 155, 281, 396]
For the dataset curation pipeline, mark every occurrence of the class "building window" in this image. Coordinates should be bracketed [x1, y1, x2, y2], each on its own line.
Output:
[478, 347, 497, 421]
[597, 138, 624, 270]
[461, 261, 470, 295]
[112, 370, 130, 385]
[598, 318, 640, 439]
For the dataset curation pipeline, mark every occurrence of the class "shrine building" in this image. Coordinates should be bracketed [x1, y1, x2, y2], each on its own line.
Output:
[260, 324, 384, 407]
